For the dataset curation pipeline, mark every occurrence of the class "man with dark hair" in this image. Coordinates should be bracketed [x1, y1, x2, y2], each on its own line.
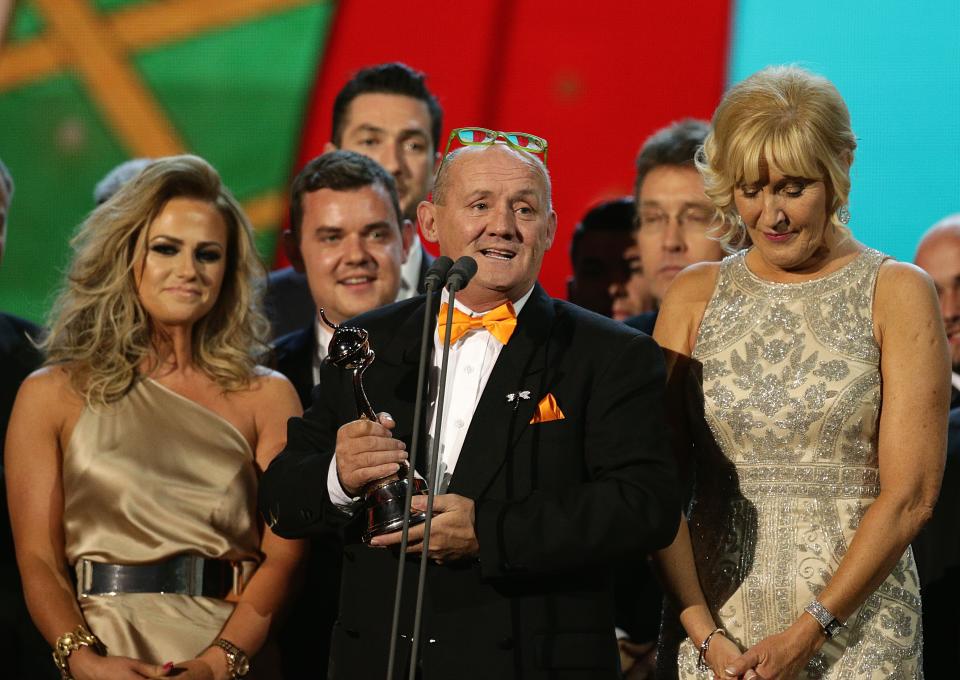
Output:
[266, 62, 441, 337]
[271, 150, 411, 677]
[625, 119, 723, 333]
[0, 158, 56, 679]
[567, 197, 648, 318]
[260, 139, 679, 679]
[275, 149, 411, 407]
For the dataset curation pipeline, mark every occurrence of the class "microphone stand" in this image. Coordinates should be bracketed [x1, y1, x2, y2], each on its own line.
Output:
[407, 256, 476, 680]
[385, 257, 452, 680]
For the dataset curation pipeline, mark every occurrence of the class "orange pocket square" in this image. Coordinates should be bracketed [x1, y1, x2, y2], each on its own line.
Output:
[529, 393, 565, 424]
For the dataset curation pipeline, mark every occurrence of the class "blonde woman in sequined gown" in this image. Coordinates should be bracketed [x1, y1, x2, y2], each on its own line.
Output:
[652, 67, 948, 680]
[6, 157, 304, 680]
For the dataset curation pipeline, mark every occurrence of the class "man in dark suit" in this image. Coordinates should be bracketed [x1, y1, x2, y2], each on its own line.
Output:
[266, 63, 440, 338]
[912, 215, 960, 672]
[915, 214, 960, 408]
[624, 119, 723, 335]
[0, 158, 57, 679]
[270, 150, 412, 676]
[260, 139, 680, 679]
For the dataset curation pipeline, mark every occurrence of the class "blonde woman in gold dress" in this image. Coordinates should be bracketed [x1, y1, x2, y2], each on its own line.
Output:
[6, 156, 303, 680]
[652, 67, 947, 679]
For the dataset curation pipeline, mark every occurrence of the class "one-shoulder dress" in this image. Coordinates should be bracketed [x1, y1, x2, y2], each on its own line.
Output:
[668, 249, 923, 679]
[62, 378, 261, 664]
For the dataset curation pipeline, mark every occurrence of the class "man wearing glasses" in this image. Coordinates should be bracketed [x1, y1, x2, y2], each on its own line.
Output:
[625, 119, 725, 334]
[260, 130, 680, 679]
[266, 62, 441, 338]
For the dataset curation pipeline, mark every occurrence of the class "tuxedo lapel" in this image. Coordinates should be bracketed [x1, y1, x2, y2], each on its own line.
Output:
[448, 285, 555, 499]
[374, 296, 438, 453]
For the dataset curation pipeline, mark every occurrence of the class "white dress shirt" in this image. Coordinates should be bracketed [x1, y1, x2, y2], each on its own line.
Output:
[326, 287, 534, 510]
[396, 234, 424, 301]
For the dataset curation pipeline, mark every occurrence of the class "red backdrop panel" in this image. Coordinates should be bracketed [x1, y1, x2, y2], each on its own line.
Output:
[283, 0, 732, 299]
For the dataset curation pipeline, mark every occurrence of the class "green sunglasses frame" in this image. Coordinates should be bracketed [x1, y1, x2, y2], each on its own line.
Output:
[435, 126, 549, 181]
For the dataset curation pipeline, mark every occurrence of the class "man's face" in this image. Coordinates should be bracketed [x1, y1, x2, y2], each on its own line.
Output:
[915, 228, 960, 370]
[568, 229, 634, 317]
[419, 145, 557, 311]
[635, 165, 724, 302]
[290, 184, 411, 325]
[329, 93, 436, 220]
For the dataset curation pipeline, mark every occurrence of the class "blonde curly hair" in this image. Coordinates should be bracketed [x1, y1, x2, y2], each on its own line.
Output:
[696, 65, 857, 252]
[43, 155, 269, 406]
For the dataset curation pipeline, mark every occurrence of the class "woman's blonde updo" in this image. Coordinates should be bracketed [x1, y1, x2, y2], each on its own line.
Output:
[43, 154, 269, 406]
[696, 65, 857, 251]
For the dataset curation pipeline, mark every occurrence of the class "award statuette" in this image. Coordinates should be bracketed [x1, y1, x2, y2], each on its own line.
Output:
[320, 309, 427, 542]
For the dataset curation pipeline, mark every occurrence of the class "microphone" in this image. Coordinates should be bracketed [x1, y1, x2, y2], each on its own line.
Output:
[385, 255, 452, 680]
[422, 255, 454, 291]
[446, 255, 477, 292]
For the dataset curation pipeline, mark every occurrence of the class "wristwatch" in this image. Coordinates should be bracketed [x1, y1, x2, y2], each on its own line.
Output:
[213, 638, 250, 678]
[804, 600, 844, 638]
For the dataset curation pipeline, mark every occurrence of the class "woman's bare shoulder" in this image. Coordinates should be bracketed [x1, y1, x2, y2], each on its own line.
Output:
[234, 367, 300, 412]
[664, 261, 723, 305]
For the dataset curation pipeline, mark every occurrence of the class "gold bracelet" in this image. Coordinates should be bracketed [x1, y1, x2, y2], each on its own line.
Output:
[52, 625, 107, 680]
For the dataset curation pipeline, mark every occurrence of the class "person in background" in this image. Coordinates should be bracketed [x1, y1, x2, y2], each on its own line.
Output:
[567, 197, 649, 318]
[269, 150, 411, 678]
[653, 66, 944, 679]
[625, 119, 724, 334]
[611, 238, 656, 323]
[0, 158, 56, 680]
[7, 155, 304, 680]
[911, 213, 960, 675]
[93, 158, 153, 206]
[266, 62, 440, 338]
[272, 150, 410, 408]
[915, 214, 960, 407]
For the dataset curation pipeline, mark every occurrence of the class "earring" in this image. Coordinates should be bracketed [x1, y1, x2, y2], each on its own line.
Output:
[736, 214, 745, 229]
[836, 205, 851, 225]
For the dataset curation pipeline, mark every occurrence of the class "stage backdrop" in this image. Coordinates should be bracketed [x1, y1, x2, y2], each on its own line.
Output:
[1, 0, 958, 324]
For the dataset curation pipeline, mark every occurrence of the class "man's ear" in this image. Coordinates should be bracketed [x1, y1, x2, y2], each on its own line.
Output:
[323, 141, 337, 154]
[399, 218, 414, 264]
[282, 229, 305, 273]
[544, 209, 559, 250]
[418, 201, 440, 244]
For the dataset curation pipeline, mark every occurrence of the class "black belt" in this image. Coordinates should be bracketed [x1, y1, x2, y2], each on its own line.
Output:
[76, 555, 248, 598]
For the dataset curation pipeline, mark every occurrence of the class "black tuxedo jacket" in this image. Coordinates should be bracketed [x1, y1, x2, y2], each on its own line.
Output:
[272, 326, 316, 409]
[259, 284, 679, 679]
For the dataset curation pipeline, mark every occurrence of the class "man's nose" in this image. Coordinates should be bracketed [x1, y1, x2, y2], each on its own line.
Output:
[941, 288, 960, 323]
[376, 141, 403, 176]
[488, 205, 519, 238]
[662, 216, 686, 252]
[342, 233, 372, 264]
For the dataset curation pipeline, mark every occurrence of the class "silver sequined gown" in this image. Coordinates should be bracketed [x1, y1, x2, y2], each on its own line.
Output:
[671, 248, 923, 679]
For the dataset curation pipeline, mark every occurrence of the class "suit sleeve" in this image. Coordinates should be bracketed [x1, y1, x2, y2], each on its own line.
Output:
[257, 364, 356, 539]
[474, 333, 681, 579]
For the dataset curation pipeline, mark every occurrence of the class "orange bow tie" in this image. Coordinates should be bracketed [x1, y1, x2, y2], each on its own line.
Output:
[437, 301, 517, 345]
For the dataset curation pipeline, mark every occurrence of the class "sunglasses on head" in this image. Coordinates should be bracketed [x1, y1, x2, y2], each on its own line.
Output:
[435, 127, 549, 180]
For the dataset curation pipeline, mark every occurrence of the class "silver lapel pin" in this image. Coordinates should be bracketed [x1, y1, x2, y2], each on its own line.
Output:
[505, 390, 531, 410]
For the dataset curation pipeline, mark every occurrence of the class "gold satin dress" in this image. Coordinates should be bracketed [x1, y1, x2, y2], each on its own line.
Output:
[62, 377, 262, 664]
[670, 249, 923, 678]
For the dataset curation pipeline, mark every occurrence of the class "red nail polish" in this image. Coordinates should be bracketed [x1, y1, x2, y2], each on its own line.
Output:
[163, 661, 174, 672]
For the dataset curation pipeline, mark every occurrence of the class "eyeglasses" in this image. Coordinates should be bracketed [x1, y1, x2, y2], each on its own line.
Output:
[435, 127, 549, 180]
[636, 206, 717, 234]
